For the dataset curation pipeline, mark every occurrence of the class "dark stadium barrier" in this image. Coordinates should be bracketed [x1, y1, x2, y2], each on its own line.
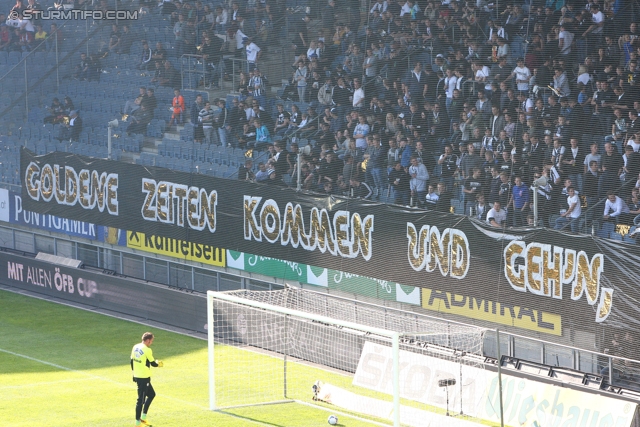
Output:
[18, 148, 640, 357]
[0, 249, 207, 333]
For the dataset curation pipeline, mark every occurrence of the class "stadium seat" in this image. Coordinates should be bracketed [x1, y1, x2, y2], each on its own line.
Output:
[609, 232, 623, 241]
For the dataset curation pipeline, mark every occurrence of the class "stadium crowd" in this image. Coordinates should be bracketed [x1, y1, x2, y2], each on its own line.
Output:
[5, 0, 640, 233]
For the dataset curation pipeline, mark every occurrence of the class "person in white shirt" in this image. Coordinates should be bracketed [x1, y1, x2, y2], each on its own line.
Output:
[369, 0, 387, 15]
[554, 186, 581, 232]
[506, 58, 530, 92]
[558, 23, 574, 57]
[486, 200, 507, 227]
[214, 6, 228, 34]
[474, 62, 492, 92]
[603, 191, 630, 222]
[352, 78, 365, 109]
[583, 4, 604, 38]
[244, 39, 261, 71]
[400, 1, 412, 16]
[627, 133, 640, 152]
[353, 114, 370, 149]
[443, 68, 457, 114]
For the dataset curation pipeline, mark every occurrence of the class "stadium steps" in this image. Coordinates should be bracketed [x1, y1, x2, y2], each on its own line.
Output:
[141, 136, 161, 154]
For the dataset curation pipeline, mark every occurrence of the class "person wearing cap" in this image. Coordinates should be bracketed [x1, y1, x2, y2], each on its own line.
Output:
[505, 58, 530, 92]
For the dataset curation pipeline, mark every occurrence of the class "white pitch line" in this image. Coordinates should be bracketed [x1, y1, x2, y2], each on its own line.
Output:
[0, 347, 286, 426]
[0, 347, 207, 410]
[0, 377, 92, 390]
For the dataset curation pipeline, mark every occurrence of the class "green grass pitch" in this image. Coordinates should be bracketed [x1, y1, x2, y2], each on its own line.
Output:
[0, 289, 393, 427]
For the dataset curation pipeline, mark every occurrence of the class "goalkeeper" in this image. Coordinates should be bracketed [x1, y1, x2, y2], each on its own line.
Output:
[131, 332, 163, 427]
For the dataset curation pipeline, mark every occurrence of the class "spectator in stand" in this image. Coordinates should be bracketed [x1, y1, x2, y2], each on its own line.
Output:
[59, 110, 82, 142]
[73, 52, 89, 81]
[151, 42, 167, 65]
[127, 105, 152, 136]
[487, 200, 507, 227]
[388, 161, 410, 205]
[118, 25, 134, 54]
[158, 61, 180, 88]
[509, 176, 530, 227]
[0, 25, 13, 51]
[137, 41, 152, 70]
[168, 88, 185, 127]
[435, 181, 452, 213]
[600, 142, 623, 198]
[238, 159, 254, 181]
[554, 186, 581, 233]
[142, 88, 157, 117]
[408, 155, 428, 208]
[603, 190, 631, 224]
[124, 87, 147, 116]
[248, 117, 271, 151]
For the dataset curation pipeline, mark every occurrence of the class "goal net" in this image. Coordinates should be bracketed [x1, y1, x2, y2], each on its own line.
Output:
[208, 288, 486, 426]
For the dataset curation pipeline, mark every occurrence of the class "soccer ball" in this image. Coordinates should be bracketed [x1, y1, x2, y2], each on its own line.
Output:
[328, 414, 338, 425]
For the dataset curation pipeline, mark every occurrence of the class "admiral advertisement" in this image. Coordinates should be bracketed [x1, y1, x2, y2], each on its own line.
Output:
[19, 149, 640, 353]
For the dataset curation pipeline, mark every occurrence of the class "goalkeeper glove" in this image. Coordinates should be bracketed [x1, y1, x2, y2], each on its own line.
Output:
[157, 360, 164, 367]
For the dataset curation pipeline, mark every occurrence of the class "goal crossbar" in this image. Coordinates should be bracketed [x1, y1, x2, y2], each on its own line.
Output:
[207, 290, 403, 426]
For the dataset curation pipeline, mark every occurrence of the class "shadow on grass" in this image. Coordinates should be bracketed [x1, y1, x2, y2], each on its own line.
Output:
[0, 289, 208, 373]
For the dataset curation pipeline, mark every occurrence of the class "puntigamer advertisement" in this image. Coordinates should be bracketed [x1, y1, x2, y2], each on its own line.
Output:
[18, 149, 640, 352]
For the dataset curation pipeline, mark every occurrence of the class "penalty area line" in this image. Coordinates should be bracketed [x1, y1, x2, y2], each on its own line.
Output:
[0, 347, 208, 411]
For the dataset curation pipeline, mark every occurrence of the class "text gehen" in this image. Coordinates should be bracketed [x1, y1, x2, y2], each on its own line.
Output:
[503, 241, 612, 322]
[243, 196, 374, 260]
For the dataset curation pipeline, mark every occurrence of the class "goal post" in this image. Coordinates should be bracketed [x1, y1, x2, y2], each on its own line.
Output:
[207, 288, 486, 427]
[207, 289, 402, 426]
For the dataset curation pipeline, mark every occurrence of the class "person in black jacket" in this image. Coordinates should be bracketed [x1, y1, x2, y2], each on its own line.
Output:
[350, 172, 373, 199]
[273, 142, 289, 182]
[388, 161, 410, 205]
[127, 105, 152, 135]
[435, 181, 452, 213]
[59, 110, 82, 142]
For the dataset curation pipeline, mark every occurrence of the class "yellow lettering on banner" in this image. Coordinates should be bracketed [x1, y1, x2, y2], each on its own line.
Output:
[126, 231, 226, 267]
[420, 287, 562, 336]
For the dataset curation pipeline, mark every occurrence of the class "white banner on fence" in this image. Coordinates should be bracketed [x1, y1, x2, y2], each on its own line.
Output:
[353, 342, 636, 427]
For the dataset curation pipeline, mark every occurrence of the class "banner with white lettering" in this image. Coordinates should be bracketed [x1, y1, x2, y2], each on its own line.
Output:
[19, 148, 640, 358]
[0, 250, 206, 332]
[0, 190, 98, 239]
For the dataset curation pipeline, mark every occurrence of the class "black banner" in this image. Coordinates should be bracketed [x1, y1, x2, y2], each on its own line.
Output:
[20, 149, 640, 354]
[0, 249, 207, 333]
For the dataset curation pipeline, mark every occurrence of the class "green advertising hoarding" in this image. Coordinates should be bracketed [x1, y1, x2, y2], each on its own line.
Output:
[226, 250, 420, 306]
